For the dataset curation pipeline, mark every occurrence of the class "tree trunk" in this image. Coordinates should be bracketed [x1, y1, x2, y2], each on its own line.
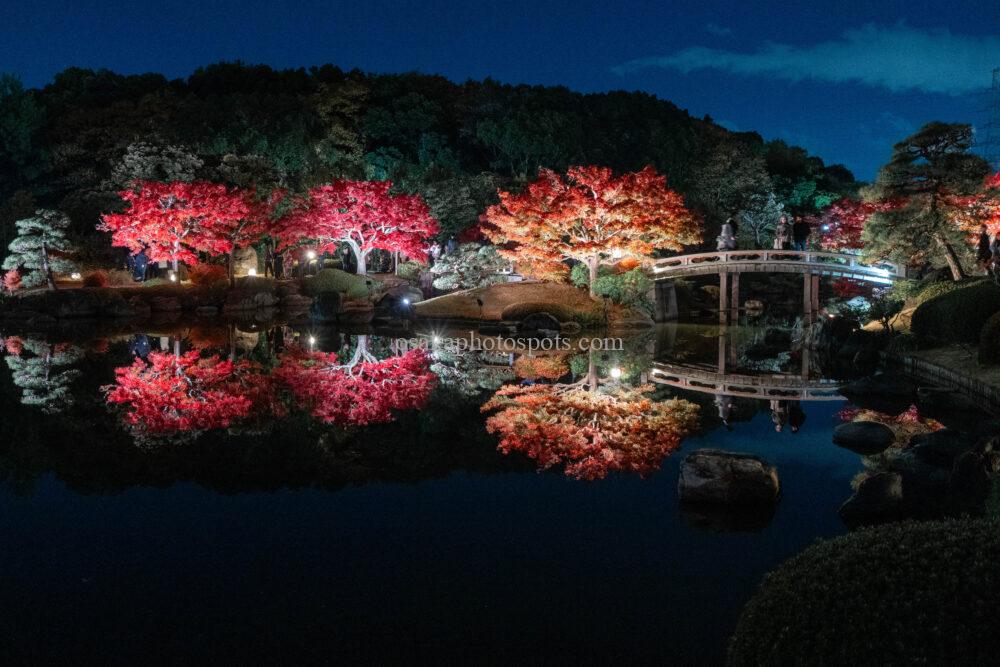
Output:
[41, 243, 56, 291]
[936, 234, 966, 281]
[587, 256, 599, 297]
[228, 250, 236, 287]
[356, 248, 368, 275]
[173, 240, 180, 275]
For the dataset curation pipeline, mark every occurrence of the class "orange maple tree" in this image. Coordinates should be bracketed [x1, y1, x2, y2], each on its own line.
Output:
[482, 165, 701, 293]
[481, 383, 699, 480]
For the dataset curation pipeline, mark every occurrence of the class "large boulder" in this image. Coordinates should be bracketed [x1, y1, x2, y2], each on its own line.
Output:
[949, 438, 1000, 511]
[833, 421, 895, 455]
[839, 374, 918, 414]
[910, 429, 973, 469]
[838, 472, 904, 526]
[678, 449, 780, 505]
[309, 292, 342, 324]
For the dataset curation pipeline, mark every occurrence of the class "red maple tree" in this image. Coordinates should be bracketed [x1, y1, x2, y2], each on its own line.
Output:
[816, 198, 899, 252]
[274, 343, 436, 425]
[481, 383, 699, 480]
[272, 180, 438, 275]
[482, 165, 700, 292]
[953, 172, 1000, 236]
[104, 351, 275, 439]
[99, 180, 259, 272]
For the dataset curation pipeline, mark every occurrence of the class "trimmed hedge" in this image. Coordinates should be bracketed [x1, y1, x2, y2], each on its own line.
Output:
[302, 269, 381, 299]
[729, 519, 1000, 666]
[980, 311, 1000, 365]
[911, 280, 1000, 344]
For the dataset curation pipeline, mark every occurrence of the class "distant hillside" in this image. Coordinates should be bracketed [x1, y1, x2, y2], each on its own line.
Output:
[0, 63, 857, 260]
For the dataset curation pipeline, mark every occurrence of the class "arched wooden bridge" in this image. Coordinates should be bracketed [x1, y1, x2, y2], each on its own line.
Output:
[649, 250, 905, 324]
[649, 361, 845, 401]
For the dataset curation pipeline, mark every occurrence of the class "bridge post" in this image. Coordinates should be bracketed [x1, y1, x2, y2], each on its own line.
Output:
[719, 272, 729, 325]
[730, 272, 740, 324]
[803, 272, 821, 322]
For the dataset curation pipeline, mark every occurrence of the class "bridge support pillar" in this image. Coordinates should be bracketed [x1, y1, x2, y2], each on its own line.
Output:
[803, 273, 820, 322]
[730, 273, 740, 324]
[719, 272, 729, 325]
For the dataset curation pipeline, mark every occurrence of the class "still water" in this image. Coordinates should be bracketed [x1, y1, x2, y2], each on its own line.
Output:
[0, 322, 870, 664]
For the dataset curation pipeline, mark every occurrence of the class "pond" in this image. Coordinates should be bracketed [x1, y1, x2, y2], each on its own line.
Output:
[0, 320, 917, 664]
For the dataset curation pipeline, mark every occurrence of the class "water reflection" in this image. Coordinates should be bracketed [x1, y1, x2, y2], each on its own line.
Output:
[0, 320, 873, 485]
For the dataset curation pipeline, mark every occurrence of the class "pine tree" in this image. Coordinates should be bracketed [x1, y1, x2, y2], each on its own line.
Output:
[2, 209, 77, 290]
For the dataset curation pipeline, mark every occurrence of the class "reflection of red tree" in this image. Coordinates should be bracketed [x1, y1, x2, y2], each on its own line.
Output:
[105, 351, 275, 435]
[481, 384, 699, 480]
[512, 355, 570, 381]
[3, 336, 25, 356]
[274, 346, 436, 425]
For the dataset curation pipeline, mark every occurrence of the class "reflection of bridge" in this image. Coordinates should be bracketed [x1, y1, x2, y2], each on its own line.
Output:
[649, 325, 845, 401]
[649, 362, 844, 401]
[651, 250, 904, 324]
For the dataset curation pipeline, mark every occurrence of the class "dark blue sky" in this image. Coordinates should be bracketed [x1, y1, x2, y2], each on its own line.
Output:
[4, 0, 1000, 179]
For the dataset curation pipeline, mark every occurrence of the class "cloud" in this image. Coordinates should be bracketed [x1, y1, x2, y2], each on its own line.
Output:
[704, 22, 732, 37]
[614, 24, 1000, 95]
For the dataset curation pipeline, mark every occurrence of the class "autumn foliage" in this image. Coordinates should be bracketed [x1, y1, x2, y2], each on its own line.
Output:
[483, 165, 700, 290]
[99, 180, 258, 269]
[273, 346, 436, 425]
[512, 354, 570, 381]
[481, 383, 699, 480]
[816, 198, 899, 251]
[272, 179, 438, 274]
[104, 351, 275, 437]
[3, 269, 21, 292]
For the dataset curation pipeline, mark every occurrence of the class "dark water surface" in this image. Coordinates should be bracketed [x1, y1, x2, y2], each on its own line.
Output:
[0, 323, 865, 665]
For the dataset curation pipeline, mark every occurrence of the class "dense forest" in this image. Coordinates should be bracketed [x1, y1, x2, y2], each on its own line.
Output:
[0, 62, 857, 266]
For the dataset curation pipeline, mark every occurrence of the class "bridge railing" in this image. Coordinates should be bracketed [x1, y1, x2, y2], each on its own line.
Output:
[652, 250, 903, 282]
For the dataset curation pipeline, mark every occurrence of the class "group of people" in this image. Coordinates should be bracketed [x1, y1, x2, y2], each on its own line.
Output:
[715, 395, 806, 433]
[717, 214, 812, 252]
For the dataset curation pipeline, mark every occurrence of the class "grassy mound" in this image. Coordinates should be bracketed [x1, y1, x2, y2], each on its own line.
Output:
[414, 282, 604, 326]
[302, 269, 381, 299]
[729, 519, 1000, 666]
[911, 279, 1000, 344]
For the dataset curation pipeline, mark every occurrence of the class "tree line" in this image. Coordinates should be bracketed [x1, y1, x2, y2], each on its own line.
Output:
[0, 62, 856, 266]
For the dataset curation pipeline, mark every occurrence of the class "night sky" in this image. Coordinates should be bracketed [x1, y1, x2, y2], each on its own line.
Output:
[4, 0, 1000, 179]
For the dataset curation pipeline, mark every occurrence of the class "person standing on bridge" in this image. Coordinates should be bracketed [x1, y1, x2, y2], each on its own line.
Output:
[718, 217, 738, 251]
[774, 215, 791, 250]
[791, 217, 811, 251]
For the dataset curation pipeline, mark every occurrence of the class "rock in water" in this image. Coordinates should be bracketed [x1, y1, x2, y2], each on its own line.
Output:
[678, 449, 780, 505]
[833, 421, 895, 455]
[309, 292, 342, 324]
[839, 472, 904, 526]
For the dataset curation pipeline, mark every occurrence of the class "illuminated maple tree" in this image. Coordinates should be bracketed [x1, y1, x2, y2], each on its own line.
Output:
[274, 339, 436, 425]
[99, 180, 258, 273]
[481, 382, 699, 480]
[104, 351, 274, 440]
[816, 198, 899, 252]
[272, 179, 438, 275]
[482, 165, 700, 292]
